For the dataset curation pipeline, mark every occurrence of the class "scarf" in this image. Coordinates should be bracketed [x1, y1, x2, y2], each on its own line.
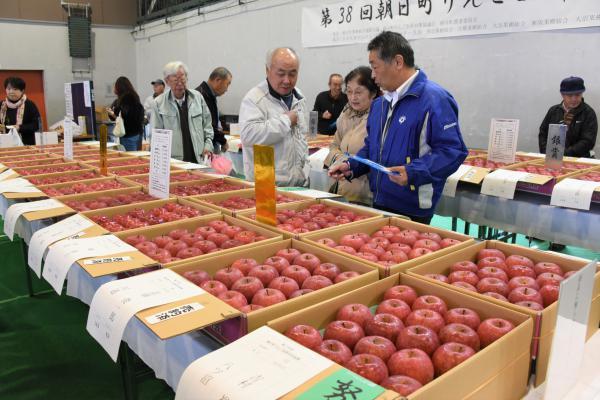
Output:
[343, 103, 369, 120]
[1, 95, 27, 126]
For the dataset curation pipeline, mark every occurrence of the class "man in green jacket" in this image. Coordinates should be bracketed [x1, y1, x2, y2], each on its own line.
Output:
[150, 61, 214, 162]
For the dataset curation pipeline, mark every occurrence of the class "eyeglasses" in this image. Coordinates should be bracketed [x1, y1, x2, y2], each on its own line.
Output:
[169, 75, 187, 84]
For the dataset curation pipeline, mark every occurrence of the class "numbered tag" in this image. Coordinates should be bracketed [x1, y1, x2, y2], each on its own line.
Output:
[149, 129, 173, 199]
[145, 302, 204, 324]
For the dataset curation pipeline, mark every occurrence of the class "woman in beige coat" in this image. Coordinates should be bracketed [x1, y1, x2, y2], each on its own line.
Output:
[324, 66, 379, 205]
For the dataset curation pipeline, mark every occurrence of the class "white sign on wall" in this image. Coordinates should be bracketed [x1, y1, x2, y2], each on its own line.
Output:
[302, 0, 600, 47]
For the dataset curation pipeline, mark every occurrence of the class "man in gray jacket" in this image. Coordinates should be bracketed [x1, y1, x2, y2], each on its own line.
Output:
[239, 47, 309, 187]
[150, 61, 214, 162]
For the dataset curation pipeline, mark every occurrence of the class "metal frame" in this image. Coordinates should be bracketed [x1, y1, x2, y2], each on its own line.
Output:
[136, 0, 230, 25]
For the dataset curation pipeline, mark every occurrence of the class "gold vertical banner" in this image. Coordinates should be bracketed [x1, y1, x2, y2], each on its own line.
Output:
[99, 125, 108, 176]
[254, 144, 276, 226]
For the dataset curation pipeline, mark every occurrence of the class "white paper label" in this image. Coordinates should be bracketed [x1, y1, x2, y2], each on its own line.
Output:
[442, 165, 471, 198]
[0, 169, 16, 181]
[0, 163, 5, 170]
[42, 235, 135, 295]
[545, 124, 567, 169]
[278, 188, 340, 199]
[86, 269, 204, 361]
[550, 178, 600, 211]
[145, 302, 204, 324]
[83, 256, 132, 265]
[4, 199, 64, 240]
[28, 214, 95, 278]
[149, 129, 172, 199]
[575, 157, 600, 165]
[544, 260, 597, 400]
[64, 83, 74, 119]
[481, 169, 530, 199]
[175, 326, 333, 400]
[174, 162, 210, 170]
[64, 119, 74, 160]
[0, 177, 34, 193]
[487, 118, 519, 164]
[83, 81, 91, 108]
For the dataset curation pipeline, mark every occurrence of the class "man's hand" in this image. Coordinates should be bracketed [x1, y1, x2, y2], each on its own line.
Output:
[328, 162, 352, 181]
[322, 110, 332, 120]
[202, 149, 213, 158]
[284, 111, 298, 126]
[388, 166, 408, 186]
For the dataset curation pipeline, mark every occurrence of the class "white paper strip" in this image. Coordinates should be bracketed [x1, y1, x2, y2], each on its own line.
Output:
[145, 302, 204, 325]
[42, 235, 135, 295]
[175, 326, 333, 400]
[86, 269, 204, 361]
[174, 162, 210, 170]
[550, 178, 600, 211]
[28, 214, 95, 278]
[0, 169, 16, 181]
[278, 188, 340, 199]
[442, 164, 471, 198]
[4, 199, 64, 240]
[149, 129, 172, 199]
[0, 178, 33, 193]
[481, 169, 530, 199]
[575, 158, 600, 165]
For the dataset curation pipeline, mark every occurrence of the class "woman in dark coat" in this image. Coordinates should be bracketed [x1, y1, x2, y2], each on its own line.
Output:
[108, 76, 145, 151]
[0, 77, 41, 145]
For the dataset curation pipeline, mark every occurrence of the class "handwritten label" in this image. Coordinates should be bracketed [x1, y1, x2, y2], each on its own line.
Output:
[442, 164, 471, 197]
[487, 118, 519, 164]
[64, 119, 74, 160]
[297, 368, 385, 400]
[544, 260, 597, 400]
[550, 178, 600, 211]
[64, 83, 74, 119]
[481, 169, 530, 199]
[83, 256, 132, 265]
[83, 81, 92, 108]
[86, 269, 203, 361]
[149, 129, 172, 199]
[42, 235, 135, 295]
[4, 199, 64, 240]
[145, 302, 204, 324]
[28, 214, 94, 278]
[175, 326, 333, 400]
[544, 124, 567, 169]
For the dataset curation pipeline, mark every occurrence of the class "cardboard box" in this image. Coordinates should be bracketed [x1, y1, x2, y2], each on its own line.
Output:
[2, 157, 69, 168]
[119, 171, 212, 186]
[112, 214, 283, 269]
[188, 188, 313, 216]
[37, 176, 140, 196]
[135, 238, 378, 344]
[0, 152, 56, 162]
[167, 177, 254, 197]
[11, 161, 92, 177]
[268, 274, 533, 400]
[73, 151, 128, 161]
[79, 156, 149, 168]
[25, 169, 104, 186]
[76, 243, 159, 278]
[406, 240, 600, 386]
[302, 217, 474, 278]
[81, 197, 220, 233]
[236, 199, 384, 240]
[54, 186, 154, 210]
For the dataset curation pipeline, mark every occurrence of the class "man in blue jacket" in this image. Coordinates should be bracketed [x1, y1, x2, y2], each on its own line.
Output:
[329, 31, 467, 224]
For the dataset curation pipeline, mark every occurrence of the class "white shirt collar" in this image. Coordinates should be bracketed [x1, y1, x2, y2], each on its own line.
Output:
[383, 70, 419, 108]
[173, 92, 186, 106]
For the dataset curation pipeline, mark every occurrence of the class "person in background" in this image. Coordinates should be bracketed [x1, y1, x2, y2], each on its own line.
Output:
[239, 47, 309, 187]
[143, 78, 165, 119]
[324, 66, 378, 205]
[329, 31, 468, 225]
[150, 61, 214, 162]
[0, 77, 41, 145]
[196, 67, 232, 154]
[539, 76, 597, 158]
[107, 76, 145, 151]
[313, 73, 347, 135]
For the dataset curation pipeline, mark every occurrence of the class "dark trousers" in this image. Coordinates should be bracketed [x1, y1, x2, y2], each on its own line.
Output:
[373, 204, 433, 225]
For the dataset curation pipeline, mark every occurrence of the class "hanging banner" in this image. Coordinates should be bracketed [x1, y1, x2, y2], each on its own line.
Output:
[302, 0, 600, 47]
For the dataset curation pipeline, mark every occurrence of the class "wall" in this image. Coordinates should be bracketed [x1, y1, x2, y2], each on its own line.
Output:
[133, 0, 600, 154]
[0, 20, 136, 126]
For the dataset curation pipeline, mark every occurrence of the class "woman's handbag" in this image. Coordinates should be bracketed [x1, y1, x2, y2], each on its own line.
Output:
[113, 112, 126, 138]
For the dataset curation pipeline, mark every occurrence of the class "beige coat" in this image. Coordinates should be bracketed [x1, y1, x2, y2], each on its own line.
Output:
[324, 106, 372, 205]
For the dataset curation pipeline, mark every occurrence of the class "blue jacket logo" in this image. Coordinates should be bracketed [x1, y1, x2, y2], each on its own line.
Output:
[399, 115, 406, 124]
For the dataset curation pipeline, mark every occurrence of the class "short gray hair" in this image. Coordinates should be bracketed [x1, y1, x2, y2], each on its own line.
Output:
[163, 61, 189, 79]
[265, 47, 300, 69]
[209, 67, 232, 81]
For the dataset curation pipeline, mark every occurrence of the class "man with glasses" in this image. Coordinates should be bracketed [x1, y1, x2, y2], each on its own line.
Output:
[150, 61, 214, 162]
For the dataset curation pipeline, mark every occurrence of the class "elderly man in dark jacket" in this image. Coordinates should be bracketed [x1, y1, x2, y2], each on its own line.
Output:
[196, 67, 232, 154]
[539, 76, 598, 158]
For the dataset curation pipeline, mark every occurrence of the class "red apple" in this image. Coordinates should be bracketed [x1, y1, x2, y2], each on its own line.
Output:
[445, 308, 480, 330]
[405, 310, 445, 334]
[262, 256, 290, 274]
[293, 253, 321, 273]
[376, 299, 412, 321]
[135, 241, 158, 256]
[505, 255, 534, 269]
[476, 249, 506, 261]
[302, 275, 333, 291]
[364, 313, 404, 342]
[413, 239, 441, 252]
[164, 240, 188, 257]
[506, 264, 536, 280]
[231, 276, 264, 302]
[381, 375, 423, 396]
[168, 228, 190, 240]
[193, 240, 218, 254]
[334, 271, 360, 283]
[251, 288, 286, 307]
[248, 265, 279, 286]
[408, 247, 434, 259]
[285, 324, 322, 349]
[354, 336, 396, 362]
[337, 303, 373, 328]
[384, 285, 417, 306]
[440, 238, 461, 249]
[340, 234, 367, 251]
[477, 267, 508, 282]
[450, 261, 478, 274]
[316, 339, 353, 365]
[316, 238, 336, 248]
[412, 295, 448, 316]
[396, 325, 440, 356]
[359, 242, 386, 258]
[392, 232, 418, 247]
[313, 263, 341, 281]
[508, 276, 540, 292]
[289, 289, 314, 298]
[200, 280, 228, 297]
[477, 257, 507, 272]
[324, 320, 365, 349]
[268, 276, 300, 298]
[539, 284, 560, 307]
[239, 304, 263, 314]
[534, 262, 564, 276]
[448, 271, 479, 286]
[345, 354, 389, 384]
[451, 281, 478, 292]
[387, 348, 434, 385]
[124, 234, 147, 246]
[182, 270, 210, 286]
[432, 342, 476, 375]
[515, 301, 544, 311]
[439, 323, 480, 351]
[477, 318, 515, 347]
[230, 258, 259, 275]
[482, 291, 509, 302]
[217, 290, 248, 310]
[153, 235, 174, 248]
[477, 277, 509, 297]
[508, 287, 543, 305]
[536, 272, 564, 288]
[424, 274, 449, 284]
[380, 249, 408, 264]
[275, 248, 302, 264]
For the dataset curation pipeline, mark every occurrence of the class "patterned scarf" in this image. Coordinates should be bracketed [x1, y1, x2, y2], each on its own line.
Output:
[0, 95, 27, 126]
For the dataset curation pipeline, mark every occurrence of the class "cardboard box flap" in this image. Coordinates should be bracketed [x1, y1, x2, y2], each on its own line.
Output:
[4, 190, 48, 200]
[23, 205, 76, 221]
[78, 250, 159, 277]
[460, 166, 490, 184]
[520, 173, 553, 185]
[136, 292, 241, 340]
